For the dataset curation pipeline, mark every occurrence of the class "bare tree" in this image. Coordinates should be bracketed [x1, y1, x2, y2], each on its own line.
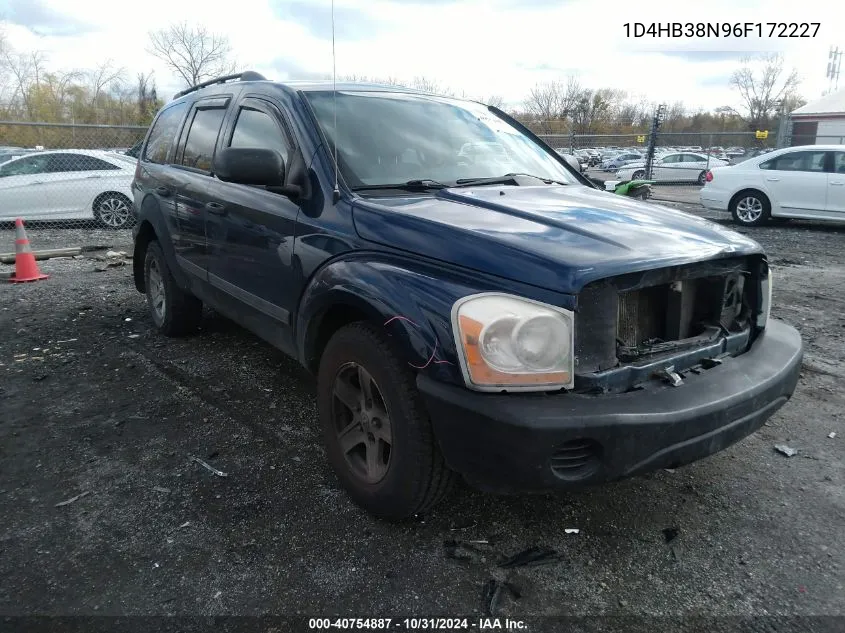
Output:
[483, 95, 505, 108]
[523, 76, 586, 133]
[729, 54, 800, 130]
[1, 49, 49, 119]
[147, 22, 239, 87]
[339, 74, 406, 87]
[410, 76, 454, 96]
[86, 59, 125, 107]
[137, 71, 160, 122]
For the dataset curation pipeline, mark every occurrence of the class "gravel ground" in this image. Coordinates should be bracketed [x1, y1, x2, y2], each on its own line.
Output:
[1, 206, 844, 621]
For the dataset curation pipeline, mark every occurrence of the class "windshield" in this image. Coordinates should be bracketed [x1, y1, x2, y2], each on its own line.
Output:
[304, 91, 578, 188]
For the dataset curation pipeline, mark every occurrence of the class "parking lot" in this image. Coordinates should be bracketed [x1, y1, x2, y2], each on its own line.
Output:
[1, 201, 843, 619]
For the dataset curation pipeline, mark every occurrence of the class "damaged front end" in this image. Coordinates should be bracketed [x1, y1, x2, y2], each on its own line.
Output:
[574, 255, 770, 394]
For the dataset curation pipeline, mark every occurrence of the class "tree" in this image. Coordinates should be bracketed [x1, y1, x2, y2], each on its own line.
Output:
[729, 54, 800, 130]
[410, 76, 454, 96]
[86, 60, 125, 107]
[147, 22, 239, 88]
[137, 72, 160, 123]
[483, 95, 505, 108]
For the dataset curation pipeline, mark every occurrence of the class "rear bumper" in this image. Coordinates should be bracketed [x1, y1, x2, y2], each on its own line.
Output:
[419, 320, 802, 493]
[700, 188, 730, 211]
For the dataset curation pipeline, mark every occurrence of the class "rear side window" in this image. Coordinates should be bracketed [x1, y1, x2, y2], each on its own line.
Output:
[760, 151, 827, 173]
[48, 154, 120, 172]
[143, 103, 187, 164]
[180, 108, 227, 171]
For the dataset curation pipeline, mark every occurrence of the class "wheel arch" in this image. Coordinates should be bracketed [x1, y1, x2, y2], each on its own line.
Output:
[132, 193, 186, 292]
[729, 188, 771, 212]
[295, 257, 482, 388]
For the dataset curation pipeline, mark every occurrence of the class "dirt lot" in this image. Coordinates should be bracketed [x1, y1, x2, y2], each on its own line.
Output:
[1, 206, 844, 621]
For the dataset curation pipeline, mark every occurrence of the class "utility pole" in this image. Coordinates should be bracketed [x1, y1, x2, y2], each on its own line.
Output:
[827, 46, 842, 94]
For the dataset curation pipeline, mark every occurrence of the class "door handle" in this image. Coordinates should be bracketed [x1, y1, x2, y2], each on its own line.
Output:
[765, 177, 780, 181]
[205, 202, 227, 215]
[830, 181, 844, 186]
[155, 186, 172, 197]
[86, 175, 102, 179]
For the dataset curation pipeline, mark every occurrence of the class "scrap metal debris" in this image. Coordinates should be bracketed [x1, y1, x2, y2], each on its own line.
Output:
[190, 456, 228, 477]
[483, 579, 502, 616]
[482, 579, 521, 616]
[564, 528, 580, 534]
[449, 521, 477, 531]
[774, 444, 798, 457]
[498, 546, 562, 569]
[443, 539, 492, 563]
[828, 432, 837, 439]
[444, 539, 473, 562]
[55, 491, 90, 507]
[152, 486, 171, 494]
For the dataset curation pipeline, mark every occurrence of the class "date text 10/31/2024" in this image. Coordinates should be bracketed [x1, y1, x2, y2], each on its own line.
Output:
[623, 22, 820, 38]
[308, 618, 527, 630]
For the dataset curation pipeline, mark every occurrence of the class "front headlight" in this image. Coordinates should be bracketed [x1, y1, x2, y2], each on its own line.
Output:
[759, 267, 773, 328]
[451, 293, 574, 392]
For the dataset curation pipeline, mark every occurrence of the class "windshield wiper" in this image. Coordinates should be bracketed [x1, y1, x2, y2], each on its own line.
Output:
[453, 173, 568, 187]
[351, 179, 447, 192]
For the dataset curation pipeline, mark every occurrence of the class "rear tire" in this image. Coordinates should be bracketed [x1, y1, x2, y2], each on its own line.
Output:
[730, 191, 771, 227]
[143, 241, 202, 336]
[317, 322, 455, 520]
[94, 192, 134, 229]
[632, 170, 645, 180]
[697, 171, 707, 186]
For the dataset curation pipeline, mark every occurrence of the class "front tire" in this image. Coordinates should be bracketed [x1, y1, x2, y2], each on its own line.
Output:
[94, 193, 134, 229]
[143, 241, 202, 336]
[632, 170, 645, 180]
[317, 322, 455, 520]
[730, 191, 771, 227]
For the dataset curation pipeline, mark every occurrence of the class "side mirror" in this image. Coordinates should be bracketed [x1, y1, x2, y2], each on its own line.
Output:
[214, 147, 285, 187]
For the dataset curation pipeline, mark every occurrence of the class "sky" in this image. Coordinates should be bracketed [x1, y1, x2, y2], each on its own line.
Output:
[0, 0, 840, 112]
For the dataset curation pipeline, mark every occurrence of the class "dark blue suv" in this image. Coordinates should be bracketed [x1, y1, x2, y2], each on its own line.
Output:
[131, 72, 803, 520]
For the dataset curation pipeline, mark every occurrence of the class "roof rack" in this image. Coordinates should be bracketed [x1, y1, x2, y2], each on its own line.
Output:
[173, 71, 267, 99]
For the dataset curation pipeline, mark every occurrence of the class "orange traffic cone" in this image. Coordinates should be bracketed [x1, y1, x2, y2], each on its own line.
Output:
[8, 218, 49, 283]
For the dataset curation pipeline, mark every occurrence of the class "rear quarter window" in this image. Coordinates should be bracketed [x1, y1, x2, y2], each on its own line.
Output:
[143, 103, 188, 164]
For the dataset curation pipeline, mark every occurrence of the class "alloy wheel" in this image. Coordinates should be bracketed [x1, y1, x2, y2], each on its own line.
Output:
[148, 259, 166, 323]
[331, 362, 393, 484]
[736, 196, 763, 223]
[98, 196, 131, 227]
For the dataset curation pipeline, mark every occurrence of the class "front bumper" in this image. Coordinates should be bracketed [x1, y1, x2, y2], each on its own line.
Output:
[420, 320, 802, 493]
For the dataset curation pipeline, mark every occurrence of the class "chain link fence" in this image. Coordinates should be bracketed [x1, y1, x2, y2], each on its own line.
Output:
[1, 118, 841, 257]
[0, 122, 147, 258]
[533, 129, 788, 204]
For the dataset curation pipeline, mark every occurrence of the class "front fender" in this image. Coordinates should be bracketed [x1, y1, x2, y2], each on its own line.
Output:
[296, 255, 481, 387]
[296, 250, 577, 388]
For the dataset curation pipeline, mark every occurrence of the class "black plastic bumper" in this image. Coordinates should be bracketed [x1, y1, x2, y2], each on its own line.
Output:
[419, 319, 803, 492]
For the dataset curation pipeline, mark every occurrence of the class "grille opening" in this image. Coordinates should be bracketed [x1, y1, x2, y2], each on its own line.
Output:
[616, 273, 749, 363]
[550, 438, 602, 481]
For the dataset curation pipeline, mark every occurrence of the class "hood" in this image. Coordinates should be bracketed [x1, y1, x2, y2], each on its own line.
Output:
[351, 184, 763, 293]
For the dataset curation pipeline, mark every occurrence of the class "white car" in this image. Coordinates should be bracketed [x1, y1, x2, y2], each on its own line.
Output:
[601, 152, 642, 170]
[700, 145, 845, 226]
[0, 149, 136, 228]
[616, 152, 729, 184]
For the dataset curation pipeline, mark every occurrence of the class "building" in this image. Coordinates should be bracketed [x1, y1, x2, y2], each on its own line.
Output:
[790, 88, 845, 145]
